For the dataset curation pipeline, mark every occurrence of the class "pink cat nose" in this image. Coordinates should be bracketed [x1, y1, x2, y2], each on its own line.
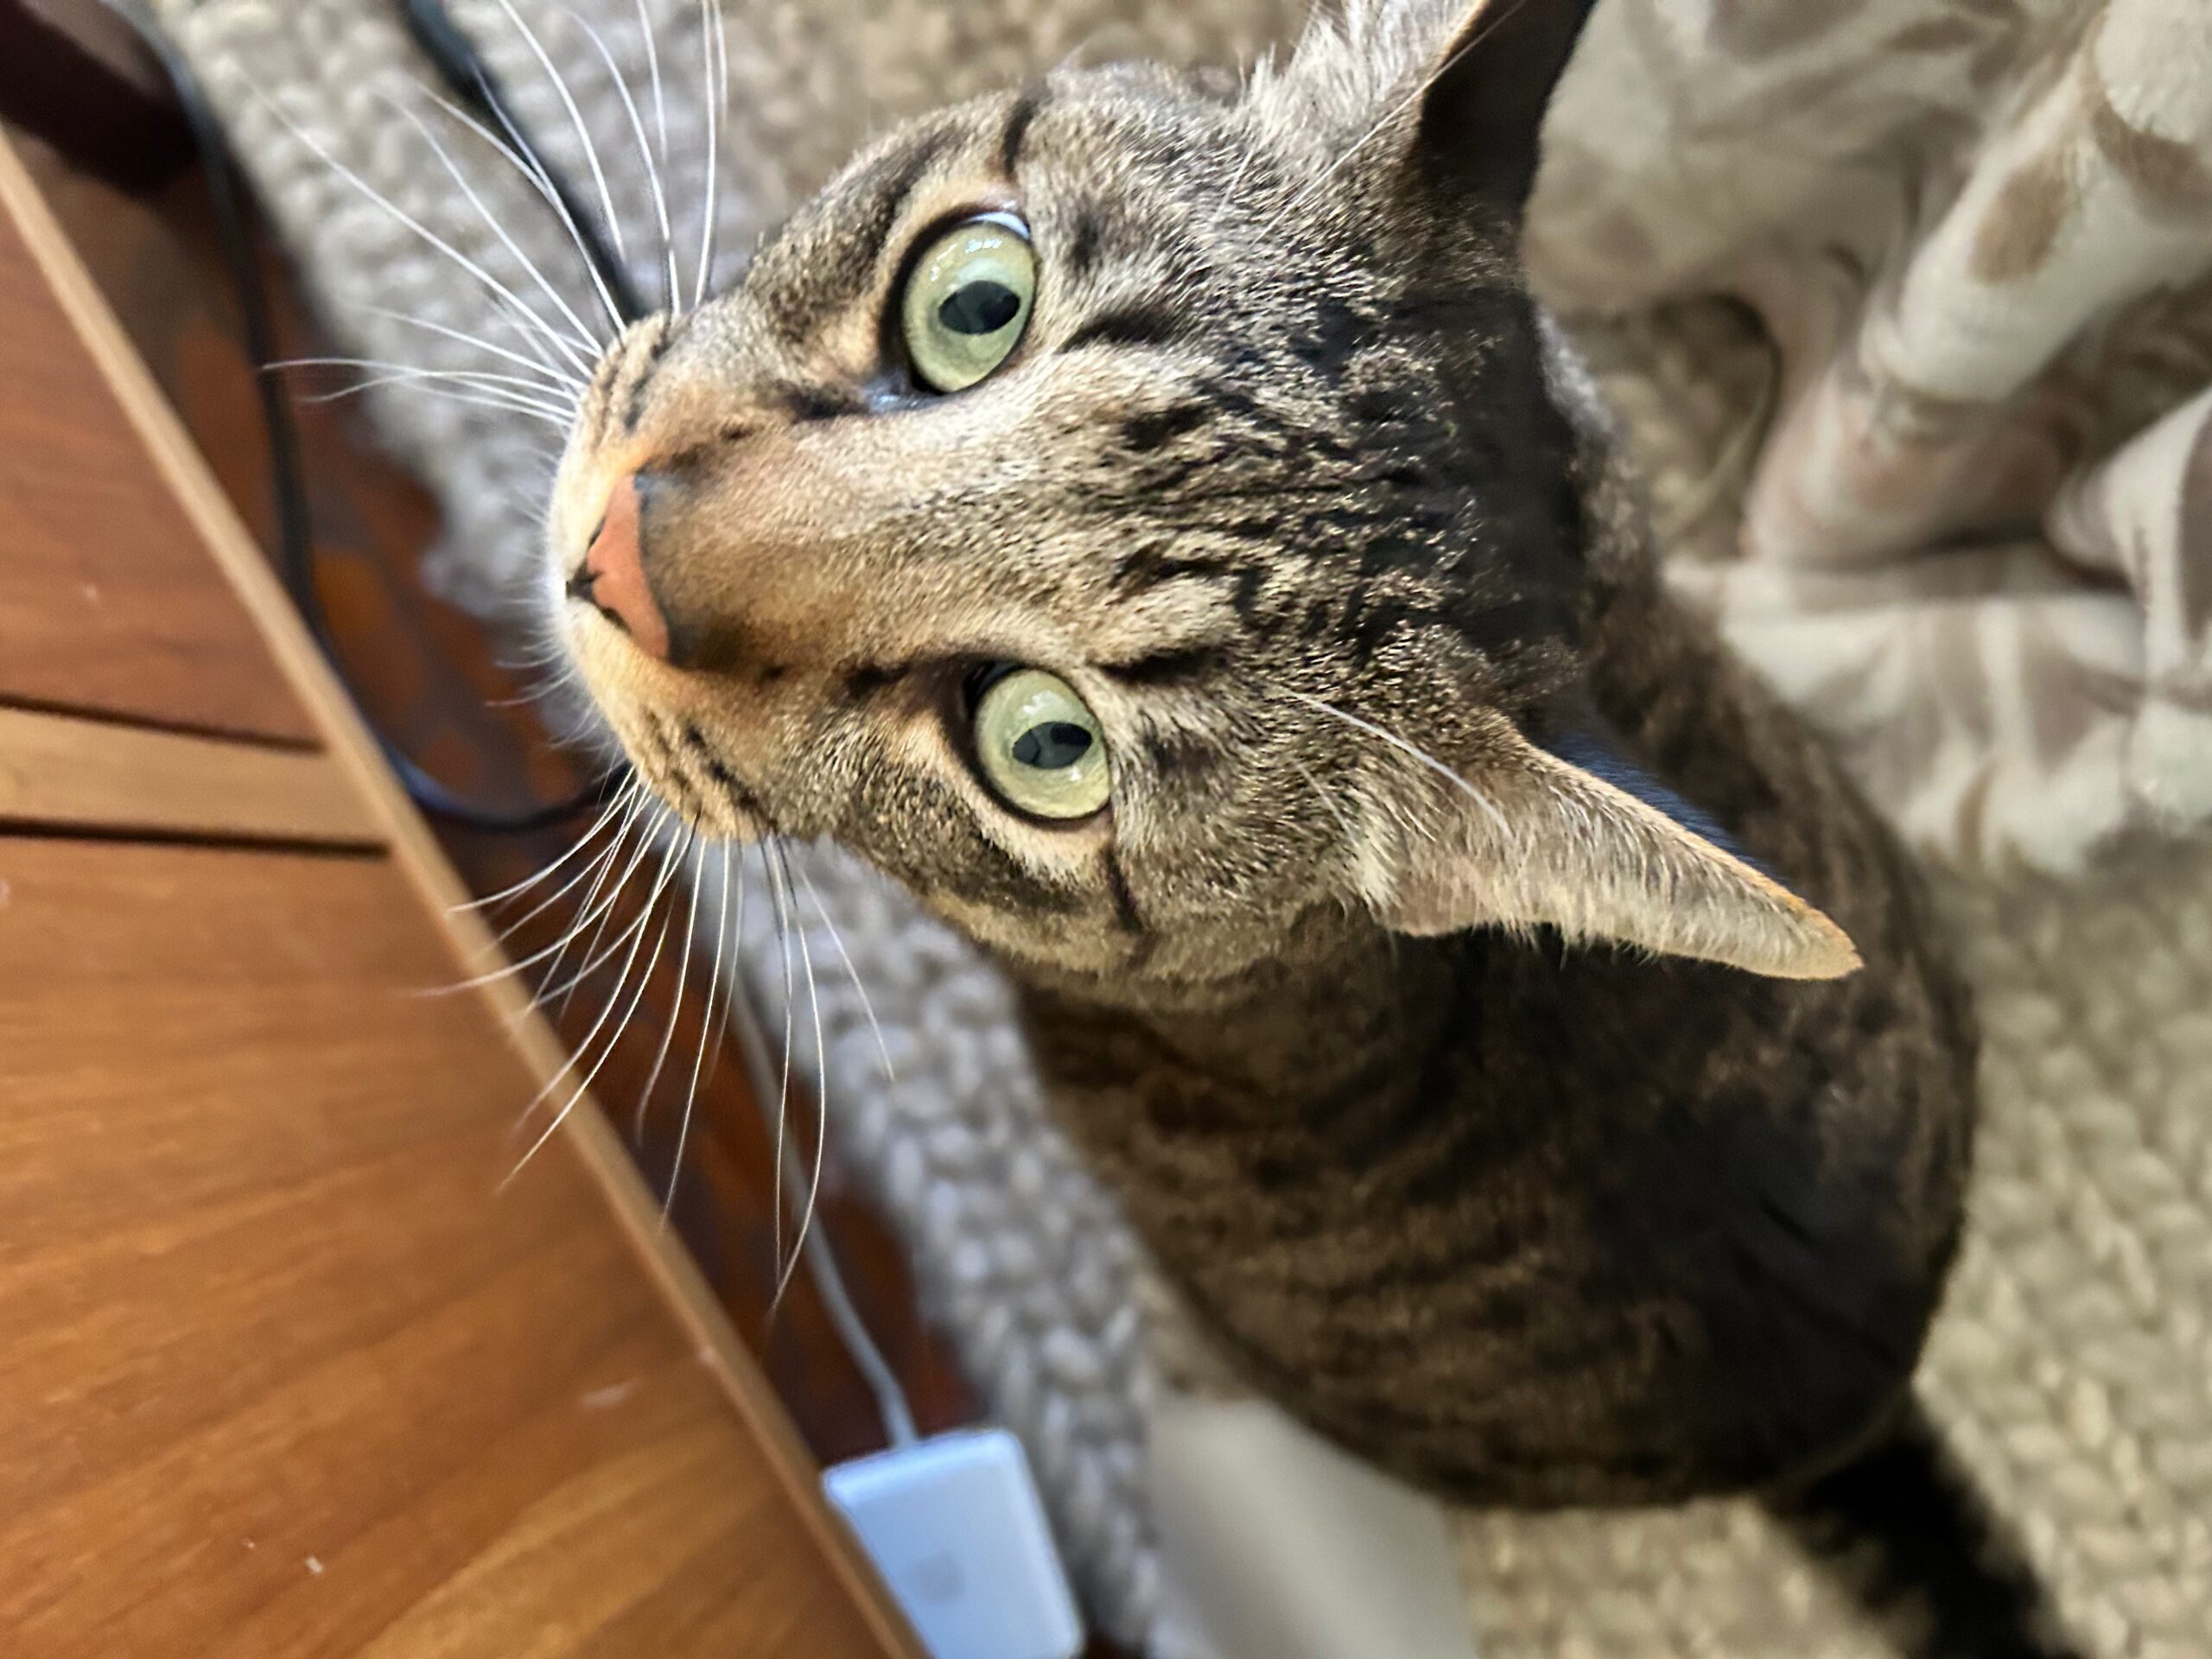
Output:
[569, 474, 671, 661]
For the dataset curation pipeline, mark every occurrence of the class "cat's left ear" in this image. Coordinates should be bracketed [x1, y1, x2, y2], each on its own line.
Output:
[1402, 0, 1599, 211]
[1356, 716, 1862, 980]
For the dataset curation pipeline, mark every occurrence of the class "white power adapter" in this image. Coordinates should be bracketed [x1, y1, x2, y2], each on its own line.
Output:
[823, 1428, 1084, 1659]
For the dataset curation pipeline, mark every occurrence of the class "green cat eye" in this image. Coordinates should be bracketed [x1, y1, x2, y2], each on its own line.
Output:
[972, 669, 1111, 821]
[899, 214, 1035, 393]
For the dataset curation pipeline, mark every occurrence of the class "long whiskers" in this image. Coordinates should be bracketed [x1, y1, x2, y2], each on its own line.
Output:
[413, 84, 630, 340]
[562, 4, 680, 314]
[503, 824, 695, 1190]
[635, 831, 705, 1138]
[664, 836, 739, 1227]
[449, 776, 635, 918]
[540, 793, 668, 1014]
[311, 379, 572, 427]
[774, 843, 830, 1306]
[762, 842, 798, 1275]
[693, 0, 728, 308]
[252, 86, 597, 379]
[532, 842, 696, 1012]
[385, 93, 609, 370]
[490, 0, 630, 266]
[636, 0, 670, 168]
[794, 861, 896, 1089]
[282, 359, 577, 423]
[435, 786, 651, 995]
[360, 308, 586, 392]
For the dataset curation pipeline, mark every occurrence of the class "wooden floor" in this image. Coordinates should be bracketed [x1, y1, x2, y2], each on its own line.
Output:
[8, 125, 979, 1473]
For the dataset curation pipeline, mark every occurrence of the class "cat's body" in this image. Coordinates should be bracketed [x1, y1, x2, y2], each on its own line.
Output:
[1025, 350, 1977, 1505]
[544, 1, 2072, 1649]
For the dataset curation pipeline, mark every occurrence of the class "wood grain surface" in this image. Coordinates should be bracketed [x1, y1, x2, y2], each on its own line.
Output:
[0, 702, 378, 847]
[0, 122, 922, 1659]
[0, 840, 897, 1659]
[0, 146, 315, 746]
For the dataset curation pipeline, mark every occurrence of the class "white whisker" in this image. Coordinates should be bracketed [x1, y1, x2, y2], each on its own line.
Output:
[665, 836, 735, 1227]
[284, 360, 576, 419]
[1283, 689, 1511, 840]
[533, 843, 687, 1011]
[385, 93, 609, 366]
[1288, 753, 1359, 847]
[307, 377, 572, 427]
[501, 833, 686, 1192]
[449, 775, 632, 916]
[412, 86, 628, 340]
[764, 842, 797, 1280]
[693, 0, 728, 308]
[448, 789, 649, 991]
[486, 663, 586, 709]
[474, 840, 621, 957]
[254, 87, 598, 378]
[492, 0, 629, 265]
[635, 835, 705, 1137]
[637, 0, 670, 168]
[539, 795, 664, 1013]
[563, 5, 680, 314]
[775, 845, 830, 1306]
[794, 861, 895, 1087]
[507, 825, 690, 1141]
[359, 308, 585, 390]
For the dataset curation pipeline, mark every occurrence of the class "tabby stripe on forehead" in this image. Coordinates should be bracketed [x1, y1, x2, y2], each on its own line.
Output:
[620, 313, 682, 437]
[842, 661, 910, 702]
[1101, 848, 1148, 943]
[1100, 645, 1226, 687]
[1064, 302, 1188, 355]
[769, 130, 955, 340]
[997, 89, 1046, 178]
[1108, 545, 1254, 600]
[1063, 207, 1105, 279]
[1121, 401, 1215, 453]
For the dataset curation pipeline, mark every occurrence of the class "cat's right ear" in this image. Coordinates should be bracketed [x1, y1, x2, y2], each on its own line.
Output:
[1402, 0, 1599, 212]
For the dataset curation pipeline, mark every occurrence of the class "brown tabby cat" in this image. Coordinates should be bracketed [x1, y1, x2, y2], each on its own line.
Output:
[544, 1, 2075, 1651]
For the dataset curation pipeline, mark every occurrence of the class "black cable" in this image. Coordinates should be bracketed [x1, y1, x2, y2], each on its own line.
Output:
[103, 0, 622, 835]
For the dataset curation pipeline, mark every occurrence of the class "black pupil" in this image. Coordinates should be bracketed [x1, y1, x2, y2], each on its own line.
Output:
[1012, 721, 1092, 770]
[939, 280, 1021, 336]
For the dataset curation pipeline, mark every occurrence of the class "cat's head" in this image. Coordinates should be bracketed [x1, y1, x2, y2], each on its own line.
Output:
[546, 0, 1856, 1006]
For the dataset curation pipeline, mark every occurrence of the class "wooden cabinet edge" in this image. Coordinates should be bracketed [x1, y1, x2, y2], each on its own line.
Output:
[0, 130, 926, 1659]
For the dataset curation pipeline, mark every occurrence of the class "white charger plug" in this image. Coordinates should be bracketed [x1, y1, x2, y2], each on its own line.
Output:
[823, 1428, 1084, 1659]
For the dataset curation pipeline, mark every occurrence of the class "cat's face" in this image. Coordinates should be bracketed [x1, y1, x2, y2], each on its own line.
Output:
[547, 1, 1858, 1002]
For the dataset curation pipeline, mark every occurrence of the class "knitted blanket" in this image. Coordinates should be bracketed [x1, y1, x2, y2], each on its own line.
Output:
[159, 3, 2212, 1656]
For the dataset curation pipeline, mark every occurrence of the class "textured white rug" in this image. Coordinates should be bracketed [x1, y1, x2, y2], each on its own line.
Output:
[161, 3, 2212, 1654]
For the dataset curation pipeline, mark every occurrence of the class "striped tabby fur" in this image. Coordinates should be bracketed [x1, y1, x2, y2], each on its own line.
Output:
[546, 3, 2075, 1651]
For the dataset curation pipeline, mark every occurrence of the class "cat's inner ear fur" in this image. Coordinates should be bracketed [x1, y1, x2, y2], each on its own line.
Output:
[1355, 718, 1863, 981]
[1403, 0, 1599, 210]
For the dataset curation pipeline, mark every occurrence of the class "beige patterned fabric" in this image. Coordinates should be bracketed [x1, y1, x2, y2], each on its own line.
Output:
[1531, 0, 2212, 873]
